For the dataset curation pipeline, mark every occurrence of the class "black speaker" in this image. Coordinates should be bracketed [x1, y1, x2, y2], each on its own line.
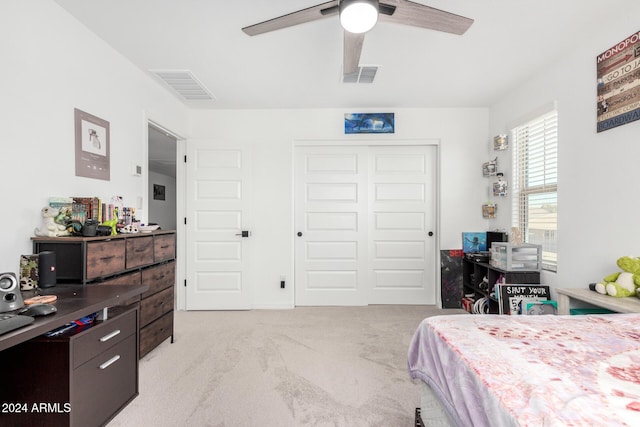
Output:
[38, 251, 57, 288]
[0, 272, 24, 313]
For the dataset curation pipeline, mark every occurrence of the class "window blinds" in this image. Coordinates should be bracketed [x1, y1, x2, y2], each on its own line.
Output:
[511, 110, 558, 271]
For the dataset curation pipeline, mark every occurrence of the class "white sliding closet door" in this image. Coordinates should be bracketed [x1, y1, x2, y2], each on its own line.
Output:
[294, 146, 369, 306]
[368, 146, 436, 304]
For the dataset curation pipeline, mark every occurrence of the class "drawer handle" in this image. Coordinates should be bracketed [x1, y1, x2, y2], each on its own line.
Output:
[135, 248, 148, 253]
[100, 329, 121, 342]
[99, 355, 121, 370]
[160, 245, 170, 249]
[100, 255, 115, 261]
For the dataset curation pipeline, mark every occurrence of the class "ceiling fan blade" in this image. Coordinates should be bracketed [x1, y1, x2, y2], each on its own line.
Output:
[242, 1, 339, 36]
[343, 31, 365, 75]
[379, 0, 473, 35]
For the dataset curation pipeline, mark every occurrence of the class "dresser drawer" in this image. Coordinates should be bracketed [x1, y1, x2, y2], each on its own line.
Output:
[140, 286, 173, 327]
[141, 261, 175, 298]
[72, 334, 137, 427]
[73, 309, 137, 369]
[86, 240, 126, 279]
[154, 233, 176, 262]
[126, 236, 154, 269]
[101, 271, 142, 305]
[140, 310, 173, 358]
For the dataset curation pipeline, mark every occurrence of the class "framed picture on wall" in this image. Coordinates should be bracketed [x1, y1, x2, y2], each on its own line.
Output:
[344, 113, 395, 134]
[153, 184, 166, 200]
[74, 108, 110, 180]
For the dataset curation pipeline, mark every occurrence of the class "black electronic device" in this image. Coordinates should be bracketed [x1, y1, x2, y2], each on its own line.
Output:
[96, 225, 112, 236]
[0, 272, 24, 313]
[0, 313, 34, 335]
[486, 231, 508, 249]
[38, 251, 56, 288]
[19, 303, 57, 317]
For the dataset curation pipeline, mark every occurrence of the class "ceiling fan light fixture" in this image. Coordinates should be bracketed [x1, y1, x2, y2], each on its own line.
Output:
[340, 0, 378, 34]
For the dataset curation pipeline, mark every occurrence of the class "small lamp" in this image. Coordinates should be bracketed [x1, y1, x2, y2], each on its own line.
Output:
[339, 0, 379, 34]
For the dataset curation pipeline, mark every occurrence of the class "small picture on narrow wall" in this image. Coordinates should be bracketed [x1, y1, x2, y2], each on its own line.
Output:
[482, 157, 497, 176]
[482, 204, 497, 219]
[493, 134, 508, 150]
[344, 113, 395, 134]
[153, 184, 166, 200]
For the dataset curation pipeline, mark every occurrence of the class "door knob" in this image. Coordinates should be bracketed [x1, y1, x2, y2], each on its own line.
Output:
[235, 230, 250, 237]
[428, 231, 434, 236]
[297, 232, 303, 237]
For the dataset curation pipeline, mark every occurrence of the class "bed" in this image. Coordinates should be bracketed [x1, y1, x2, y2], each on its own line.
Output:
[408, 313, 640, 426]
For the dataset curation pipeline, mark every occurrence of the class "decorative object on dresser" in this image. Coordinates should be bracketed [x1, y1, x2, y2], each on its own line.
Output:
[32, 230, 176, 358]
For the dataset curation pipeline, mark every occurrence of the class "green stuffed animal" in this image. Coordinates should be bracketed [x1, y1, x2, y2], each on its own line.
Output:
[594, 256, 640, 297]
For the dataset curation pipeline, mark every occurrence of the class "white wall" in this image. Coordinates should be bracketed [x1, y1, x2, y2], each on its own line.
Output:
[188, 108, 489, 308]
[489, 7, 640, 294]
[148, 171, 177, 230]
[0, 0, 188, 273]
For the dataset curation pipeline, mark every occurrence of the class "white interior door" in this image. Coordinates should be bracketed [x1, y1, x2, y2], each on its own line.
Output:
[185, 141, 252, 310]
[295, 144, 436, 306]
[368, 146, 436, 304]
[294, 146, 368, 306]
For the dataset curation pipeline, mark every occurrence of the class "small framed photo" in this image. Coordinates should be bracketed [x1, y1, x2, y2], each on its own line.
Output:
[482, 204, 497, 219]
[153, 184, 166, 200]
[482, 158, 497, 177]
[492, 173, 508, 196]
[493, 134, 508, 151]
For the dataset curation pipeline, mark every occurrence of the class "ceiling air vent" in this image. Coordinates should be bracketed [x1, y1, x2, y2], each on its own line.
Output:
[343, 66, 378, 84]
[150, 69, 215, 102]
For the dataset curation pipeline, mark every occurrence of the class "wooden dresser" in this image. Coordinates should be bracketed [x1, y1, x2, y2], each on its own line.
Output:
[32, 230, 176, 358]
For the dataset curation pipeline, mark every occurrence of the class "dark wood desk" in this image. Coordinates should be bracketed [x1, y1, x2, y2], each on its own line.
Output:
[0, 284, 147, 427]
[0, 284, 147, 351]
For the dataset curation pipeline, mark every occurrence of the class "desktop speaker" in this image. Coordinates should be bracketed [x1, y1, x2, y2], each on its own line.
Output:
[38, 251, 57, 288]
[0, 272, 24, 313]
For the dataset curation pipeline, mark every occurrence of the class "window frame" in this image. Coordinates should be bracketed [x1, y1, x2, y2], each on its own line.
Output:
[511, 109, 558, 272]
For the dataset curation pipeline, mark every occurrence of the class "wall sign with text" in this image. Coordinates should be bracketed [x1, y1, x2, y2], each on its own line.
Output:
[597, 31, 640, 132]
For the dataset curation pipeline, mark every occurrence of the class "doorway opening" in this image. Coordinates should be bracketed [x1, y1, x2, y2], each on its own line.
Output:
[148, 123, 177, 229]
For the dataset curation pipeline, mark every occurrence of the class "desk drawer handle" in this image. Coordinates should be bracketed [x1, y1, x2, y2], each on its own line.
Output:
[160, 245, 170, 249]
[99, 355, 121, 370]
[100, 255, 115, 261]
[100, 329, 121, 342]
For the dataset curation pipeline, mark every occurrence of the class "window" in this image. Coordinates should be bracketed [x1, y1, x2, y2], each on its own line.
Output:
[511, 110, 558, 271]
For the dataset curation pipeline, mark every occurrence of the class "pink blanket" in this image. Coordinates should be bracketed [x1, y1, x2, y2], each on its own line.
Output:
[408, 313, 640, 426]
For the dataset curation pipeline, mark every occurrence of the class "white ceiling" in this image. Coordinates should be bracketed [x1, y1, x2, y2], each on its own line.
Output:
[54, 0, 625, 110]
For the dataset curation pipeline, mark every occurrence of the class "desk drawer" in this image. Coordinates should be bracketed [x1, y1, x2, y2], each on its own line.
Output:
[140, 286, 173, 327]
[72, 334, 137, 427]
[141, 261, 175, 298]
[73, 309, 137, 369]
[140, 310, 173, 358]
[154, 234, 176, 262]
[126, 236, 154, 269]
[86, 240, 126, 279]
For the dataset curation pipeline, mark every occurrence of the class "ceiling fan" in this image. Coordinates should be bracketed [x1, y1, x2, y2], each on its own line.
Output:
[241, 0, 474, 76]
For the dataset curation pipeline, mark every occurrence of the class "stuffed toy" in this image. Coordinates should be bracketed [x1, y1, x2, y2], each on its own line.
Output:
[34, 207, 70, 237]
[594, 256, 640, 297]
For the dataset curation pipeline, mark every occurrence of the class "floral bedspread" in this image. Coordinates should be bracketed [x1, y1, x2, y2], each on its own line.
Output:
[408, 313, 640, 426]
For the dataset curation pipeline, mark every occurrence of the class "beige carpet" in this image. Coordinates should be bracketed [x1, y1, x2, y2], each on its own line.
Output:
[107, 305, 466, 427]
